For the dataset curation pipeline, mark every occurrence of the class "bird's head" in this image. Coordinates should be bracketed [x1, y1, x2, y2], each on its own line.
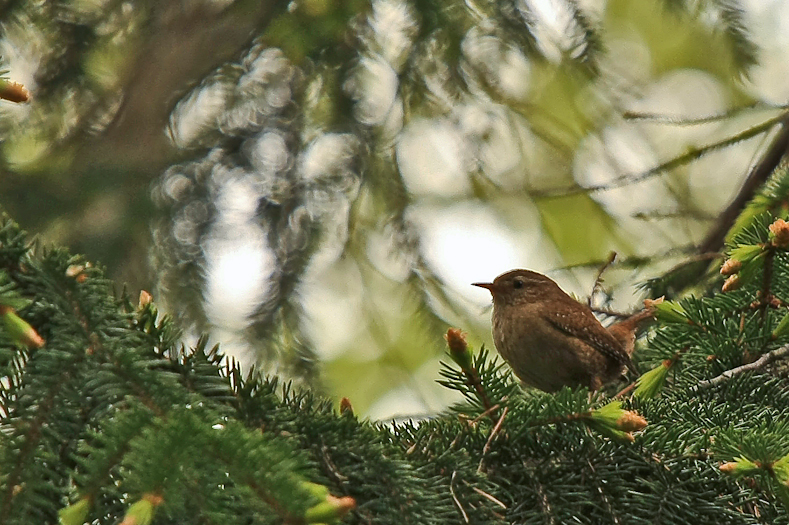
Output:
[473, 269, 561, 307]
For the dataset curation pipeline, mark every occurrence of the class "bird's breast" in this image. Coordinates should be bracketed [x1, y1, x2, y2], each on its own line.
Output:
[491, 303, 605, 392]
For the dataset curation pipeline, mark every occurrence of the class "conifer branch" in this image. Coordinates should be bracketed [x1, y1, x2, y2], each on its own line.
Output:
[0, 386, 59, 522]
[532, 112, 788, 199]
[698, 112, 789, 255]
[445, 329, 496, 417]
[693, 344, 789, 391]
[622, 102, 781, 124]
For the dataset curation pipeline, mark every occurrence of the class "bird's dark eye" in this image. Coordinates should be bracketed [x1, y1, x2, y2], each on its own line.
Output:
[513, 278, 524, 289]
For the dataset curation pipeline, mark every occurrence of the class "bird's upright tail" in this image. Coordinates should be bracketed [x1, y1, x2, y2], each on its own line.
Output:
[606, 298, 661, 357]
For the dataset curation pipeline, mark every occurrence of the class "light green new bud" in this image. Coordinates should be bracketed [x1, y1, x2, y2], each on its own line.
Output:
[58, 497, 91, 525]
[719, 456, 760, 477]
[304, 495, 356, 523]
[773, 311, 789, 339]
[588, 401, 647, 435]
[772, 453, 789, 486]
[653, 301, 689, 324]
[301, 481, 330, 501]
[587, 422, 635, 444]
[121, 494, 162, 525]
[634, 362, 671, 399]
[0, 305, 44, 348]
[589, 401, 626, 428]
[729, 244, 766, 263]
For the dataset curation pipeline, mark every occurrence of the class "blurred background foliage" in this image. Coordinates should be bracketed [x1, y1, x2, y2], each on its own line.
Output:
[1, 0, 788, 418]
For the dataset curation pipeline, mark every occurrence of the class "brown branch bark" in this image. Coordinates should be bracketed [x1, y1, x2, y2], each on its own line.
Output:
[693, 344, 789, 391]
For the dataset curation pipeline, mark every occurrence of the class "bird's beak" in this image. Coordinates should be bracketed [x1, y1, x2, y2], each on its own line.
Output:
[472, 282, 495, 293]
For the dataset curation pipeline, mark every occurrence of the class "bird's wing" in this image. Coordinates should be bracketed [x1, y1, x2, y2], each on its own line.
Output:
[542, 303, 638, 375]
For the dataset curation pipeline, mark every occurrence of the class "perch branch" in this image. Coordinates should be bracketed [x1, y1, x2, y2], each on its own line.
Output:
[694, 344, 789, 391]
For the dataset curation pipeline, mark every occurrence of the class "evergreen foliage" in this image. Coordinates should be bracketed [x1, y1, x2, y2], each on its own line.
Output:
[1, 0, 778, 401]
[2, 2, 789, 523]
[3, 165, 789, 523]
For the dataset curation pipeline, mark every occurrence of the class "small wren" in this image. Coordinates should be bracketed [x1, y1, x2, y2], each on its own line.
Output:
[474, 269, 651, 393]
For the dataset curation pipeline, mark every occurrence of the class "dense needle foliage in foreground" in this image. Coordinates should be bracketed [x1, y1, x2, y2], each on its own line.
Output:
[5, 167, 789, 523]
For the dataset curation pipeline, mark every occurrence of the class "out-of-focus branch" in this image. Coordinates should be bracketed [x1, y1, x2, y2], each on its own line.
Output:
[697, 112, 789, 254]
[0, 1, 287, 289]
[74, 0, 287, 174]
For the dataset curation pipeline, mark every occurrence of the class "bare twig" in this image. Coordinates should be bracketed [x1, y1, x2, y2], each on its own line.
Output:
[450, 471, 470, 523]
[613, 381, 638, 399]
[555, 245, 698, 271]
[694, 344, 789, 391]
[589, 252, 617, 307]
[469, 486, 507, 509]
[590, 306, 632, 319]
[477, 407, 509, 474]
[469, 402, 504, 424]
[319, 442, 349, 483]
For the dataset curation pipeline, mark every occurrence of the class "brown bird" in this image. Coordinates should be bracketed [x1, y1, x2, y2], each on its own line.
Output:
[474, 269, 651, 392]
